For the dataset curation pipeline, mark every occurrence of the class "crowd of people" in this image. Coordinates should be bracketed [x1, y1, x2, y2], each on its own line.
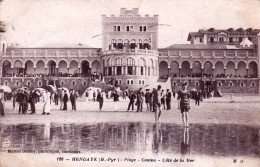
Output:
[1, 83, 217, 127]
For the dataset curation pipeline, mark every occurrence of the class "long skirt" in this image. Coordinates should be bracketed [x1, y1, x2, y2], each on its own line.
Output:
[0, 101, 5, 116]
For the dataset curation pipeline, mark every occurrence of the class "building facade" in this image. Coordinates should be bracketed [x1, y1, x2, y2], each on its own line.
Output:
[1, 8, 260, 94]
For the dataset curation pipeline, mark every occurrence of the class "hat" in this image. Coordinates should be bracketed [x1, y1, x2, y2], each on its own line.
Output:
[182, 83, 187, 86]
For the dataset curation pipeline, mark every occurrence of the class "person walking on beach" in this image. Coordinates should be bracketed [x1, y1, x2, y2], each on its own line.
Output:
[63, 90, 69, 110]
[54, 92, 59, 106]
[160, 89, 166, 110]
[177, 83, 191, 127]
[153, 85, 162, 122]
[97, 90, 104, 110]
[127, 91, 136, 112]
[166, 89, 172, 110]
[0, 89, 6, 117]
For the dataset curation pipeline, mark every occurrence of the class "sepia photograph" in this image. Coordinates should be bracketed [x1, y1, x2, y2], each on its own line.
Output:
[0, 0, 260, 166]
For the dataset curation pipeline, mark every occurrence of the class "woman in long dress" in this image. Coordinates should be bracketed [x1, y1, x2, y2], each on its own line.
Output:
[0, 89, 5, 116]
[42, 91, 51, 115]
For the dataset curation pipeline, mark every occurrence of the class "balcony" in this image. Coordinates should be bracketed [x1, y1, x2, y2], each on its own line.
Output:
[102, 49, 158, 56]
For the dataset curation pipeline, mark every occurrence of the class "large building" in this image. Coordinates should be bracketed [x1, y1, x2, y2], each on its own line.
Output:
[1, 8, 260, 94]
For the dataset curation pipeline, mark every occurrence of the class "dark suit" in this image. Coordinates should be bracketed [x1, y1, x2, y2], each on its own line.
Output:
[166, 91, 172, 110]
[21, 92, 29, 114]
[127, 94, 136, 111]
[70, 92, 77, 110]
[97, 92, 104, 110]
[29, 92, 38, 114]
[63, 93, 69, 110]
[16, 92, 23, 114]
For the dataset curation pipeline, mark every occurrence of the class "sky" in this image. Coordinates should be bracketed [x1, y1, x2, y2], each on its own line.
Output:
[1, 0, 260, 48]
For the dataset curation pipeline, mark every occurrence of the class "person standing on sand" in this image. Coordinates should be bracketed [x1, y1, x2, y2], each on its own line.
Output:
[145, 89, 151, 112]
[0, 89, 6, 117]
[63, 90, 69, 110]
[152, 85, 162, 122]
[97, 90, 104, 110]
[127, 91, 136, 112]
[113, 90, 119, 112]
[177, 83, 191, 127]
[166, 89, 172, 110]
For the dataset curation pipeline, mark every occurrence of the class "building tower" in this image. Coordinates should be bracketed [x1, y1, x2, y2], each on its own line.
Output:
[101, 8, 159, 90]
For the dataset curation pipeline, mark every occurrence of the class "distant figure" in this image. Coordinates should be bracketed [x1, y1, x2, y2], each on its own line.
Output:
[160, 89, 166, 110]
[70, 90, 78, 111]
[145, 89, 151, 112]
[93, 91, 96, 102]
[195, 90, 201, 106]
[85, 90, 89, 102]
[54, 92, 59, 105]
[113, 91, 119, 112]
[177, 83, 190, 127]
[60, 89, 64, 110]
[12, 90, 17, 111]
[153, 85, 162, 122]
[127, 91, 136, 112]
[42, 92, 51, 115]
[166, 89, 172, 110]
[16, 90, 23, 114]
[172, 91, 176, 99]
[29, 90, 38, 114]
[0, 89, 6, 116]
[97, 90, 104, 110]
[136, 90, 143, 112]
[63, 91, 69, 110]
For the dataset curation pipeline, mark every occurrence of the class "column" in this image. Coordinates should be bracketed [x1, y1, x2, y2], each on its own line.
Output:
[224, 68, 226, 76]
[67, 68, 70, 75]
[179, 68, 181, 77]
[201, 67, 204, 78]
[112, 67, 114, 75]
[190, 68, 193, 77]
[246, 68, 249, 77]
[168, 67, 170, 78]
[125, 66, 128, 75]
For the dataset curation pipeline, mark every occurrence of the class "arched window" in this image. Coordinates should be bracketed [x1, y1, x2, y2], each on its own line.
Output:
[126, 57, 135, 75]
[111, 39, 117, 49]
[143, 39, 149, 49]
[138, 58, 146, 75]
[130, 39, 136, 49]
[117, 39, 123, 49]
[115, 58, 123, 75]
[107, 58, 112, 75]
[124, 39, 130, 49]
[137, 39, 142, 49]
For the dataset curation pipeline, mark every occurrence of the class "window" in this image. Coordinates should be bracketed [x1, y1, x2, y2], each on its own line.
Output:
[83, 81, 86, 86]
[210, 37, 214, 43]
[142, 80, 144, 85]
[61, 81, 65, 86]
[72, 81, 76, 86]
[219, 37, 224, 42]
[127, 79, 134, 85]
[248, 37, 252, 41]
[116, 79, 122, 85]
[139, 26, 147, 32]
[27, 81, 31, 86]
[38, 81, 42, 86]
[229, 37, 233, 43]
[239, 37, 243, 42]
[4, 81, 8, 86]
[126, 25, 134, 32]
[200, 38, 203, 43]
[113, 26, 120, 32]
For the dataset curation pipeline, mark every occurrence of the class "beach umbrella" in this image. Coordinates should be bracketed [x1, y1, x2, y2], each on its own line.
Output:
[44, 85, 56, 93]
[35, 88, 46, 93]
[191, 88, 197, 91]
[0, 85, 12, 93]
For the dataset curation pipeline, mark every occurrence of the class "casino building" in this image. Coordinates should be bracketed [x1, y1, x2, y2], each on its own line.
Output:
[1, 8, 260, 94]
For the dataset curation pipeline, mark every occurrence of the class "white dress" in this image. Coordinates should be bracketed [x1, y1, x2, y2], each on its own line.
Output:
[43, 92, 51, 114]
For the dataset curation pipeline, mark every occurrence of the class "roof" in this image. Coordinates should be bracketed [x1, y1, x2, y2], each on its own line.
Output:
[160, 44, 251, 50]
[6, 43, 98, 49]
[188, 28, 260, 41]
